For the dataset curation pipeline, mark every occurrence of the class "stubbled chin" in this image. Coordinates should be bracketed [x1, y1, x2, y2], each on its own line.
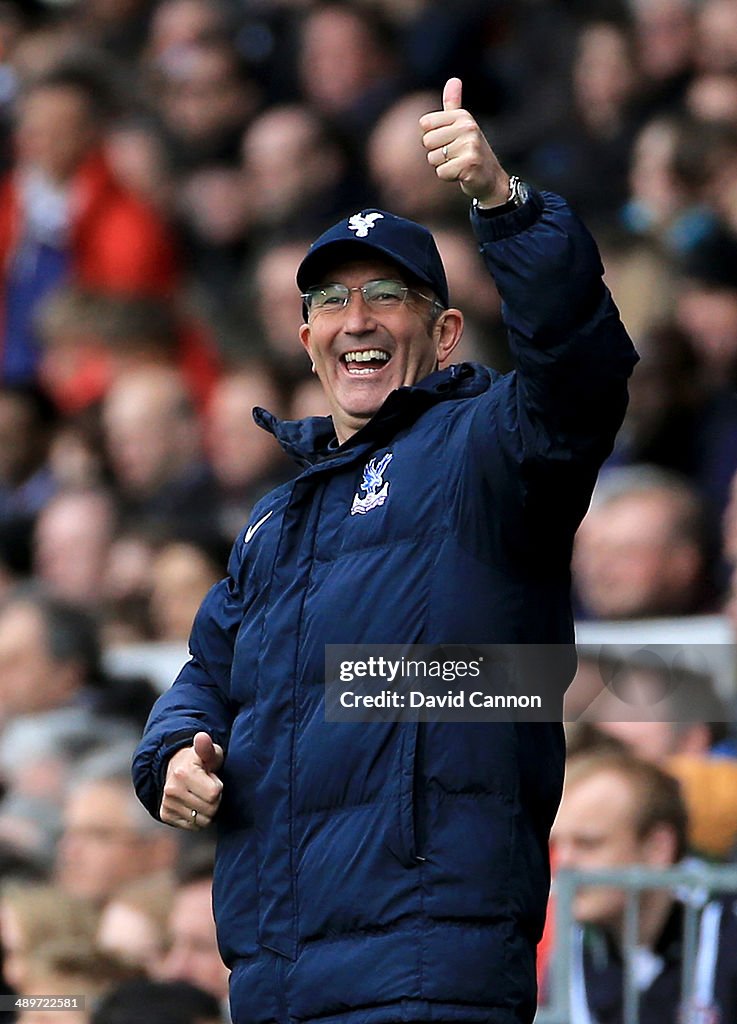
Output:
[336, 376, 395, 418]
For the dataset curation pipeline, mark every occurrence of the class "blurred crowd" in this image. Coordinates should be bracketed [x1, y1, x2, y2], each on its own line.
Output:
[1, 0, 737, 1020]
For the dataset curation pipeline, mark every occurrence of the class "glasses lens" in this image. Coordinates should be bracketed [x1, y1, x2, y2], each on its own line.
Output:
[363, 280, 407, 307]
[307, 284, 350, 311]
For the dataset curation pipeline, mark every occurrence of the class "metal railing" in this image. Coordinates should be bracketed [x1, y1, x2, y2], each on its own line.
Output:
[535, 862, 737, 1024]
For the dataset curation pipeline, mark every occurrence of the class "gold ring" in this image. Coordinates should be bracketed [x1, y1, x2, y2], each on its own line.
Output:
[190, 808, 198, 824]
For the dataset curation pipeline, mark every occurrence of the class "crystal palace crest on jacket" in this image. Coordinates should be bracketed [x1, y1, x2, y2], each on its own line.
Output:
[351, 452, 393, 516]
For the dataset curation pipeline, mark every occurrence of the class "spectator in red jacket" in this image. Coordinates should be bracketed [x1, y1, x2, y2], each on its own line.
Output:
[0, 59, 179, 385]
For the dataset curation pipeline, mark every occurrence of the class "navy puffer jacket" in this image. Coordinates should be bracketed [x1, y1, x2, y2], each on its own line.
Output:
[133, 191, 637, 1024]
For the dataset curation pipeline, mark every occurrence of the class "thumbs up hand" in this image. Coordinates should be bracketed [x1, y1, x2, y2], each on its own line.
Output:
[419, 77, 510, 208]
[160, 732, 224, 830]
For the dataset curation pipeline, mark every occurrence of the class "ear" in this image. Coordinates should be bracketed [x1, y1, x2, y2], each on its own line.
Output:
[641, 823, 678, 867]
[299, 322, 313, 364]
[676, 722, 711, 757]
[668, 543, 702, 591]
[433, 308, 464, 364]
[52, 659, 85, 705]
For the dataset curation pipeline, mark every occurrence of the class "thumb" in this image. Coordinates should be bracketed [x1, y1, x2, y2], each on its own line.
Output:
[193, 732, 224, 773]
[442, 77, 463, 112]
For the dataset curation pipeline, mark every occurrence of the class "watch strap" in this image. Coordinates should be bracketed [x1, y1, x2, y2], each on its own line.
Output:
[472, 176, 530, 218]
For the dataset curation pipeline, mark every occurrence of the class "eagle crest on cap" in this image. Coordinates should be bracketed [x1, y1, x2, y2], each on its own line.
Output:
[347, 212, 384, 238]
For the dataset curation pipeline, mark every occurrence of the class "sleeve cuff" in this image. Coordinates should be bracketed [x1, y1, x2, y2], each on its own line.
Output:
[470, 186, 545, 243]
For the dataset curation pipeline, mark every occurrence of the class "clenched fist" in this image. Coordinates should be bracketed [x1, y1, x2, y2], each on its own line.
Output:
[160, 731, 224, 830]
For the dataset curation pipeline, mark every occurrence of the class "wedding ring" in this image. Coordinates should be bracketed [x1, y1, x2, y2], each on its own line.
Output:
[442, 145, 449, 161]
[191, 808, 198, 824]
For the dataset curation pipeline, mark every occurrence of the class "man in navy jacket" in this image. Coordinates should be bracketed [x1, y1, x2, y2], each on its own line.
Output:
[133, 78, 637, 1024]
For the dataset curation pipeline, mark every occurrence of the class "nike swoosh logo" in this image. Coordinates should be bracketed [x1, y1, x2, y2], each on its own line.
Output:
[245, 510, 273, 543]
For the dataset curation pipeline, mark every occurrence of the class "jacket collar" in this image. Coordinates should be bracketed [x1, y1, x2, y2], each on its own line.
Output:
[254, 362, 494, 468]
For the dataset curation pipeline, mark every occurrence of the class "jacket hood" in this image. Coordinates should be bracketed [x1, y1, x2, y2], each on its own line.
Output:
[253, 362, 495, 468]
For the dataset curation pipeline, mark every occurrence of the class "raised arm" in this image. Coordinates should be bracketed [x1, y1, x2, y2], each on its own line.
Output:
[419, 77, 637, 429]
[421, 79, 638, 541]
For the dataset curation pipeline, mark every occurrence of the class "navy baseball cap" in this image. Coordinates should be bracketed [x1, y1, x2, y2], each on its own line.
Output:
[296, 209, 449, 315]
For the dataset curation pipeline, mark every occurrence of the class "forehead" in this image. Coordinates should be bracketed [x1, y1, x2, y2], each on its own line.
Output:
[21, 86, 90, 121]
[0, 602, 45, 645]
[66, 781, 131, 823]
[558, 770, 637, 832]
[316, 258, 405, 287]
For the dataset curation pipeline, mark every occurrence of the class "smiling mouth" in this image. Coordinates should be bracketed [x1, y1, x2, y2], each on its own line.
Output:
[342, 349, 391, 376]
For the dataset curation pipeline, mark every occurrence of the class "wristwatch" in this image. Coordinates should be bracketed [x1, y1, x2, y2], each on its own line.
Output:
[472, 175, 530, 216]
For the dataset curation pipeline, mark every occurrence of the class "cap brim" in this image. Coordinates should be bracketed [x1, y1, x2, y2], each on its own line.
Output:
[297, 238, 439, 299]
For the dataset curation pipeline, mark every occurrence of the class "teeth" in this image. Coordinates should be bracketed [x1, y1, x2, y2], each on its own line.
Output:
[344, 349, 390, 363]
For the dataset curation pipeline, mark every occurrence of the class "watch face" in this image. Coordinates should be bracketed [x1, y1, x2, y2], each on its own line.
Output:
[510, 176, 529, 206]
[472, 178, 529, 213]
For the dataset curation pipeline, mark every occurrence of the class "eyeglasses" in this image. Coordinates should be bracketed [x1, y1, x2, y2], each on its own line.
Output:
[302, 278, 440, 315]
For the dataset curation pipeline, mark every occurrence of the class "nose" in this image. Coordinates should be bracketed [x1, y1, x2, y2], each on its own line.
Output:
[160, 944, 191, 981]
[342, 288, 377, 334]
[57, 829, 80, 862]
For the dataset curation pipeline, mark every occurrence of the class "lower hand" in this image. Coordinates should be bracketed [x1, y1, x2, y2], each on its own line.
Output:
[160, 731, 224, 830]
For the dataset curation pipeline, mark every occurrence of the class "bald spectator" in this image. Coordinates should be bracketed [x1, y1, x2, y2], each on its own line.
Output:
[56, 765, 177, 905]
[367, 93, 470, 222]
[102, 368, 216, 537]
[33, 489, 117, 607]
[573, 465, 709, 619]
